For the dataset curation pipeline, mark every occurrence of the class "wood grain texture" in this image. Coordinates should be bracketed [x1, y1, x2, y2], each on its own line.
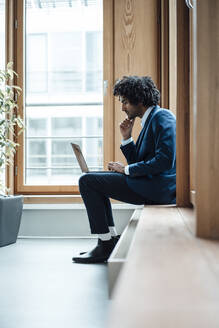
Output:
[176, 0, 190, 206]
[22, 195, 123, 204]
[5, 0, 15, 194]
[161, 0, 169, 109]
[15, 184, 80, 195]
[195, 0, 219, 238]
[114, 0, 160, 163]
[103, 0, 114, 168]
[168, 0, 177, 116]
[108, 206, 219, 328]
[23, 195, 83, 204]
[189, 8, 196, 193]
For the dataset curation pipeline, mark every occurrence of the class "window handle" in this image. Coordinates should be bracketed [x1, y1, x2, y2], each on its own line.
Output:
[185, 0, 194, 9]
[103, 80, 108, 96]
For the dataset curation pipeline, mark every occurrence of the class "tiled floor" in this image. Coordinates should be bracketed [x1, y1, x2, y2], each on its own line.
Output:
[0, 238, 110, 328]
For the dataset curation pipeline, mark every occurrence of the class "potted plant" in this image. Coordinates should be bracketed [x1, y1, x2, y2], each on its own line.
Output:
[0, 62, 24, 247]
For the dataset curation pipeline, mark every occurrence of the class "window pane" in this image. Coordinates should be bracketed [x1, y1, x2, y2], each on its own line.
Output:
[27, 140, 47, 156]
[51, 117, 82, 137]
[86, 117, 103, 136]
[85, 138, 103, 167]
[26, 34, 48, 93]
[86, 31, 103, 92]
[27, 118, 47, 137]
[49, 32, 83, 94]
[28, 157, 47, 167]
[24, 0, 103, 185]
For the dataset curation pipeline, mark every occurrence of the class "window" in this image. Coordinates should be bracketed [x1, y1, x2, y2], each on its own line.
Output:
[15, 0, 110, 193]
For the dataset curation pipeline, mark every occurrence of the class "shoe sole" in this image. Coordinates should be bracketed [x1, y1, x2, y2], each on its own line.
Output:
[72, 257, 108, 264]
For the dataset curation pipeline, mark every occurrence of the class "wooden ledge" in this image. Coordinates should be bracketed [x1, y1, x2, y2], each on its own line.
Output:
[23, 195, 83, 204]
[22, 195, 134, 205]
[108, 206, 219, 328]
[108, 208, 142, 297]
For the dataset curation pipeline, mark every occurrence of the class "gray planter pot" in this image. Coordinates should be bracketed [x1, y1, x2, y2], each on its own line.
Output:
[0, 195, 23, 247]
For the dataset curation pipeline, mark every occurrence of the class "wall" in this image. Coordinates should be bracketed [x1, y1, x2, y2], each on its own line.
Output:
[18, 204, 140, 237]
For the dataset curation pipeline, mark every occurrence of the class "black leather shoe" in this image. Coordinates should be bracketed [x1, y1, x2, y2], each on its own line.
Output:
[72, 238, 116, 264]
[79, 235, 121, 255]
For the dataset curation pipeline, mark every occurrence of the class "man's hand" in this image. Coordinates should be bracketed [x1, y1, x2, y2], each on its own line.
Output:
[120, 118, 135, 140]
[108, 161, 125, 174]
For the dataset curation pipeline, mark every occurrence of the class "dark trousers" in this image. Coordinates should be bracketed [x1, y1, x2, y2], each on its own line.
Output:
[79, 172, 148, 234]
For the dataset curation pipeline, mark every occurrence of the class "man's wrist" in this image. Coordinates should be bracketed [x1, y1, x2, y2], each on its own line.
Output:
[121, 137, 133, 146]
[122, 135, 131, 140]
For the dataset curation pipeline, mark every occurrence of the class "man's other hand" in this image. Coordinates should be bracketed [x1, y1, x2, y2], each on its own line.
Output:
[108, 161, 125, 174]
[119, 118, 135, 140]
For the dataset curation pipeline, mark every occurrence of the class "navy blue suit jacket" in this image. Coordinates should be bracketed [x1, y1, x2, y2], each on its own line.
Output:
[120, 105, 176, 204]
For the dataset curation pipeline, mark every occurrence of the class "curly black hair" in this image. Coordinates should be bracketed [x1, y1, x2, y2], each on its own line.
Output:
[113, 76, 160, 107]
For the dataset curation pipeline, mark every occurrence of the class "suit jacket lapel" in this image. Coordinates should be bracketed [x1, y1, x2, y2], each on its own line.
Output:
[136, 105, 159, 151]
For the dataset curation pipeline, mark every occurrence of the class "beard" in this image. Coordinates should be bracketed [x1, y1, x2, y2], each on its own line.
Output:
[126, 111, 138, 120]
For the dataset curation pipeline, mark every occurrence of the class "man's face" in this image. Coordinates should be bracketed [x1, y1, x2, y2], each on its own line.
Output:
[119, 96, 142, 120]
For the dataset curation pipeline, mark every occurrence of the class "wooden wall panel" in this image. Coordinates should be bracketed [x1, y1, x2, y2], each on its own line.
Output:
[103, 0, 114, 169]
[195, 0, 219, 238]
[114, 0, 160, 163]
[161, 0, 169, 109]
[189, 5, 197, 207]
[169, 0, 177, 116]
[176, 0, 190, 207]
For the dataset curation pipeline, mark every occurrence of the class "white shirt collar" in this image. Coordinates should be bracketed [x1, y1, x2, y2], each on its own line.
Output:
[141, 106, 154, 128]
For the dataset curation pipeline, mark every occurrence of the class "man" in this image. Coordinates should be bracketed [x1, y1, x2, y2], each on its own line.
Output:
[72, 76, 176, 264]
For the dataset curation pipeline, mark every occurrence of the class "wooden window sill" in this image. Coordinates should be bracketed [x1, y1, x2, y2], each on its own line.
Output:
[22, 195, 83, 204]
[21, 195, 143, 207]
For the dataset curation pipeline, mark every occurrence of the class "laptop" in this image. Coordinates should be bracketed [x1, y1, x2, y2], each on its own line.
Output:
[71, 142, 109, 173]
[71, 143, 89, 173]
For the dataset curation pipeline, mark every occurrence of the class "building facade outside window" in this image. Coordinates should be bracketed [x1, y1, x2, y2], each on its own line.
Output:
[25, 0, 103, 185]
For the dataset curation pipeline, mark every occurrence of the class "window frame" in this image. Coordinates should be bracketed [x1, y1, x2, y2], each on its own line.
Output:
[11, 0, 114, 195]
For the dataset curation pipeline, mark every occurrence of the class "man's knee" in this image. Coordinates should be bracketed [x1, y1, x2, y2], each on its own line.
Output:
[79, 173, 97, 189]
[79, 173, 89, 187]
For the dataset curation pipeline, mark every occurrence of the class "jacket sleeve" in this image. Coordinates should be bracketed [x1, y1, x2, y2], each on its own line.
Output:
[128, 111, 176, 177]
[120, 141, 138, 164]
